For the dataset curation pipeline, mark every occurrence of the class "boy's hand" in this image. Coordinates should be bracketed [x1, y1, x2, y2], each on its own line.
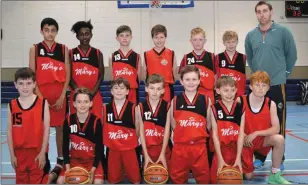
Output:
[51, 95, 65, 111]
[144, 154, 154, 170]
[233, 158, 243, 173]
[11, 155, 18, 169]
[35, 152, 46, 170]
[217, 159, 229, 175]
[156, 154, 167, 170]
[244, 132, 258, 147]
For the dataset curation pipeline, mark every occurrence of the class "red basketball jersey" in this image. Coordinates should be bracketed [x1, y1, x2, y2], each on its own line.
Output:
[10, 96, 46, 151]
[35, 41, 66, 86]
[216, 51, 246, 96]
[103, 100, 138, 151]
[179, 50, 215, 90]
[64, 113, 101, 160]
[144, 48, 175, 84]
[139, 98, 170, 146]
[241, 95, 272, 135]
[211, 100, 244, 146]
[112, 49, 139, 89]
[70, 47, 102, 90]
[173, 93, 209, 144]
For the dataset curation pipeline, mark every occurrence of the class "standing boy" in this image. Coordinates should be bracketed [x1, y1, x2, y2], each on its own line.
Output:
[103, 77, 141, 184]
[170, 65, 212, 184]
[29, 17, 70, 177]
[110, 25, 141, 104]
[69, 20, 104, 119]
[144, 24, 177, 102]
[216, 31, 246, 97]
[179, 27, 215, 103]
[7, 68, 50, 184]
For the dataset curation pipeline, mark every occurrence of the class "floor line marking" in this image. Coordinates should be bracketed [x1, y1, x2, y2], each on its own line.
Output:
[286, 132, 308, 142]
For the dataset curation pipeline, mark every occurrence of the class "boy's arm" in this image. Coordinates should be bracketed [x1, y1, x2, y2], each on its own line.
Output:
[170, 99, 176, 130]
[173, 52, 178, 81]
[62, 46, 70, 99]
[211, 108, 224, 163]
[236, 111, 245, 161]
[178, 55, 186, 74]
[206, 97, 212, 130]
[159, 104, 171, 157]
[90, 51, 104, 97]
[29, 46, 43, 98]
[63, 118, 70, 167]
[108, 54, 113, 81]
[137, 53, 142, 82]
[7, 103, 17, 168]
[92, 119, 103, 168]
[143, 52, 148, 82]
[136, 104, 148, 156]
[68, 49, 78, 90]
[134, 105, 141, 137]
[36, 99, 50, 169]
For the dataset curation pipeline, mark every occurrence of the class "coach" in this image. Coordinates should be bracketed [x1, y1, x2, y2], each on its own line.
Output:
[244, 1, 297, 169]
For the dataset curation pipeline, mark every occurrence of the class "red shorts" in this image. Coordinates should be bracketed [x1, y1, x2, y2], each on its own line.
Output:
[145, 145, 172, 169]
[162, 83, 174, 102]
[107, 148, 141, 184]
[127, 88, 138, 104]
[59, 159, 104, 180]
[198, 87, 215, 104]
[39, 82, 67, 127]
[14, 148, 49, 184]
[210, 144, 237, 184]
[242, 136, 271, 173]
[170, 143, 210, 184]
[70, 90, 103, 119]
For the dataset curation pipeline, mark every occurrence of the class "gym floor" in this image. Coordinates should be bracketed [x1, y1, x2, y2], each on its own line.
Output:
[1, 102, 308, 184]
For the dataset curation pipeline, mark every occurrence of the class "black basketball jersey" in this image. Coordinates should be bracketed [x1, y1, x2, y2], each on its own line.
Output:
[36, 42, 65, 64]
[174, 92, 208, 118]
[212, 100, 243, 125]
[216, 51, 245, 74]
[63, 113, 102, 165]
[140, 98, 169, 128]
[182, 50, 215, 72]
[70, 47, 101, 68]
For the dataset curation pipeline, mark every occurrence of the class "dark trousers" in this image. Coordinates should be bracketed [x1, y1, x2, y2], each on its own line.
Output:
[254, 84, 287, 162]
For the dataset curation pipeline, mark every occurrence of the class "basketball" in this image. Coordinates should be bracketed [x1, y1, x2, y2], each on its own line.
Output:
[217, 166, 243, 184]
[64, 166, 91, 184]
[144, 163, 169, 184]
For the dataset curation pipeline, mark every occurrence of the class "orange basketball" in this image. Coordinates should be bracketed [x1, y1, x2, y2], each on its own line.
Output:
[144, 163, 169, 184]
[217, 166, 243, 184]
[65, 166, 91, 184]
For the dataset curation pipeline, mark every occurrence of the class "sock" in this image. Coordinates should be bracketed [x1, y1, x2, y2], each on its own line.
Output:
[272, 167, 281, 174]
[58, 157, 64, 160]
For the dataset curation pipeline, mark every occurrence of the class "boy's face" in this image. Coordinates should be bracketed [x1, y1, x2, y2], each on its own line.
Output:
[111, 83, 129, 101]
[190, 33, 206, 51]
[14, 78, 36, 97]
[77, 27, 92, 45]
[180, 72, 200, 93]
[223, 39, 238, 52]
[216, 85, 237, 103]
[250, 82, 270, 97]
[152, 33, 166, 49]
[40, 24, 58, 42]
[73, 94, 93, 114]
[145, 82, 165, 101]
[116, 31, 132, 47]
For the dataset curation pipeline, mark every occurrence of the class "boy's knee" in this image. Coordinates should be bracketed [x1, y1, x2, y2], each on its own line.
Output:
[273, 134, 285, 145]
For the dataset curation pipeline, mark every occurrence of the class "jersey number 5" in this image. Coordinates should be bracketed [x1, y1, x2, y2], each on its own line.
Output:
[218, 110, 224, 119]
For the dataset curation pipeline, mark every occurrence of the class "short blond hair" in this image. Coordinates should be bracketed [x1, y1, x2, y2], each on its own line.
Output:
[191, 27, 206, 38]
[216, 76, 236, 89]
[222, 30, 238, 42]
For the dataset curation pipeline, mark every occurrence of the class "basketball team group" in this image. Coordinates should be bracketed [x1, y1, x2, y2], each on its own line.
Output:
[7, 1, 298, 184]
